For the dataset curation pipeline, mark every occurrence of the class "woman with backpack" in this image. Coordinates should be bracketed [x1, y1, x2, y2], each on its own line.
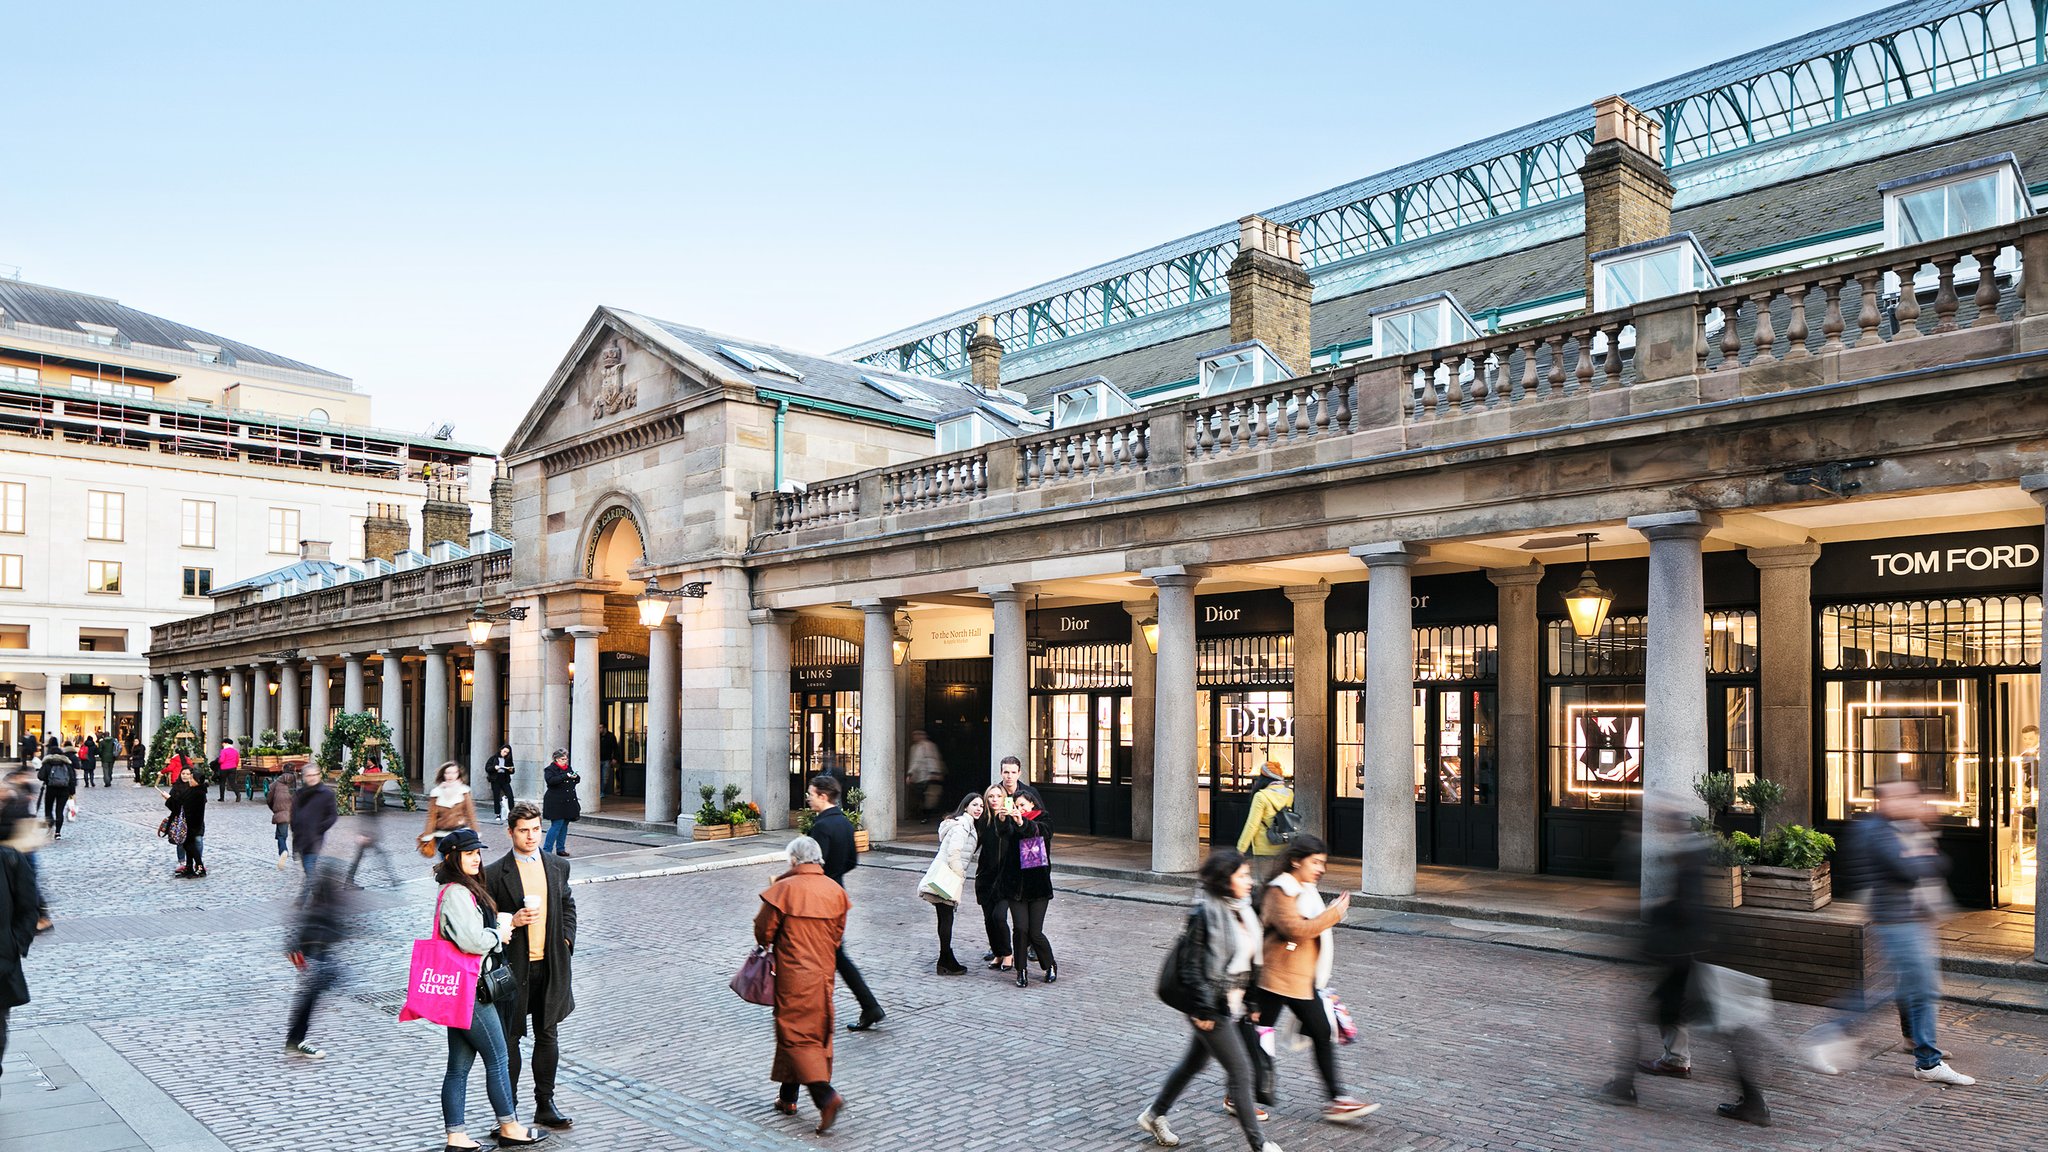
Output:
[1141, 847, 1279, 1152]
[1253, 834, 1375, 1123]
[36, 742, 77, 840]
[1236, 762, 1297, 880]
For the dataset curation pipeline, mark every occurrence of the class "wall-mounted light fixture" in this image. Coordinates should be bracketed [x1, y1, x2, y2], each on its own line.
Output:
[637, 576, 709, 628]
[1139, 616, 1159, 654]
[468, 600, 529, 646]
[268, 680, 279, 696]
[1562, 532, 1615, 640]
[892, 610, 912, 666]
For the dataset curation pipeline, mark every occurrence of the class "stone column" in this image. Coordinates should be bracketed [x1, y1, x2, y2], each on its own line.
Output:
[1352, 543, 1421, 896]
[307, 662, 331, 756]
[421, 646, 451, 778]
[1750, 543, 1820, 829]
[855, 600, 901, 842]
[203, 671, 224, 758]
[2021, 474, 2048, 959]
[1144, 568, 1201, 873]
[1629, 511, 1718, 912]
[42, 671, 61, 748]
[378, 651, 406, 775]
[751, 609, 794, 831]
[342, 654, 365, 715]
[1287, 583, 1332, 840]
[227, 668, 248, 746]
[984, 587, 1030, 781]
[470, 644, 502, 792]
[252, 665, 273, 741]
[1488, 564, 1545, 873]
[645, 620, 680, 824]
[181, 672, 201, 734]
[278, 662, 302, 738]
[142, 675, 163, 746]
[567, 626, 604, 815]
[542, 630, 571, 774]
[167, 673, 186, 733]
[1125, 600, 1158, 842]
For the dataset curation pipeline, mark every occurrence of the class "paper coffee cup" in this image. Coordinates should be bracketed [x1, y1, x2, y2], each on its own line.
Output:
[524, 894, 541, 910]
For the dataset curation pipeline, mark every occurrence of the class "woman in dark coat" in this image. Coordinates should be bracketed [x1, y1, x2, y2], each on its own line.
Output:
[1, 842, 41, 1071]
[168, 766, 208, 878]
[973, 784, 1016, 971]
[539, 750, 579, 857]
[754, 835, 851, 1134]
[1003, 790, 1056, 987]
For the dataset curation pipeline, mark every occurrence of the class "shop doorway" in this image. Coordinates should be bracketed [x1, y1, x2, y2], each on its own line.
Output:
[789, 637, 862, 812]
[1199, 689, 1294, 848]
[1992, 673, 2040, 910]
[1415, 686, 1499, 867]
[1032, 691, 1131, 837]
[924, 659, 991, 820]
[601, 664, 647, 800]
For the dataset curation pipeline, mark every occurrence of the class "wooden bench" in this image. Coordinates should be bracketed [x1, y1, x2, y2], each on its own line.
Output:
[1702, 904, 1879, 1005]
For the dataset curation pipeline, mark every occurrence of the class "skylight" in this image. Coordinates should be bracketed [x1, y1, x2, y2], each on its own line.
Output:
[715, 343, 804, 380]
[1369, 293, 1481, 358]
[860, 373, 938, 409]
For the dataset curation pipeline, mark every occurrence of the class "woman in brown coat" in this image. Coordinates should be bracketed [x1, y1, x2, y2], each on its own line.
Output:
[1254, 834, 1376, 1123]
[753, 835, 850, 1133]
[421, 762, 479, 858]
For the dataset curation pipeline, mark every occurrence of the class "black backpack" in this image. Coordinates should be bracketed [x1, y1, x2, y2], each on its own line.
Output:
[1267, 801, 1304, 845]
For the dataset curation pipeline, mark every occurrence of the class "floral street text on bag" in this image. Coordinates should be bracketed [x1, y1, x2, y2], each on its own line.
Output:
[731, 946, 775, 1006]
[1018, 835, 1049, 870]
[399, 888, 482, 1029]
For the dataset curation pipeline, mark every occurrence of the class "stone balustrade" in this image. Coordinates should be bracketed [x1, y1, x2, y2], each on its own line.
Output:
[1020, 410, 1151, 484]
[881, 449, 989, 512]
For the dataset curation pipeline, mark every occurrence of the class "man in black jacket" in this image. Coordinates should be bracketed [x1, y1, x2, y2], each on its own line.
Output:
[283, 856, 353, 1059]
[485, 802, 578, 1127]
[807, 774, 884, 1031]
[0, 842, 42, 1083]
[289, 762, 338, 874]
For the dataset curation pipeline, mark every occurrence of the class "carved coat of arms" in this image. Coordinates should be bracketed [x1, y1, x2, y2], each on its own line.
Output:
[592, 340, 637, 418]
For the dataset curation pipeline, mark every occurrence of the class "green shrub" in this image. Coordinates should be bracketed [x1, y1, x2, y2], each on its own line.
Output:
[1757, 824, 1833, 870]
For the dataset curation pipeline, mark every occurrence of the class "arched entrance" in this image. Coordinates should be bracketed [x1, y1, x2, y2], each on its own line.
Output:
[586, 504, 652, 801]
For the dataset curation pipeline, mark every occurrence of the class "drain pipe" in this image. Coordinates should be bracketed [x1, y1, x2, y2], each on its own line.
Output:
[772, 398, 788, 490]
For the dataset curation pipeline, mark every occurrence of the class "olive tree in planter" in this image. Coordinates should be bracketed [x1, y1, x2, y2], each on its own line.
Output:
[793, 786, 867, 851]
[1744, 825, 1836, 911]
[1693, 773, 1744, 906]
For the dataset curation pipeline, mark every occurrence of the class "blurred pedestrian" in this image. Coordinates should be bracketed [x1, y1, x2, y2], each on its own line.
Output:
[97, 730, 118, 788]
[36, 742, 76, 841]
[1237, 763, 1298, 879]
[599, 728, 621, 798]
[0, 769, 50, 934]
[1139, 847, 1278, 1152]
[1000, 788, 1057, 987]
[431, 827, 548, 1150]
[906, 730, 945, 823]
[921, 792, 980, 975]
[1804, 780, 1974, 1085]
[484, 803, 577, 1129]
[975, 784, 1015, 972]
[267, 767, 296, 867]
[540, 750, 579, 858]
[1253, 835, 1374, 1122]
[807, 774, 884, 1031]
[167, 766, 208, 878]
[423, 763, 479, 859]
[291, 762, 337, 875]
[483, 746, 516, 823]
[283, 856, 352, 1058]
[755, 835, 850, 1134]
[0, 840, 41, 1083]
[77, 733, 96, 788]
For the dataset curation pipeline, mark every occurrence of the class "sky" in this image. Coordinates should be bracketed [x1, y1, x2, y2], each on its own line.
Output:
[5, 0, 1881, 452]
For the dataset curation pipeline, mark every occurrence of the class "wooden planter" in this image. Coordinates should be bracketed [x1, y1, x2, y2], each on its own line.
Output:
[1702, 865, 1743, 908]
[252, 754, 282, 770]
[731, 821, 761, 838]
[692, 822, 733, 840]
[854, 829, 870, 852]
[1743, 862, 1831, 911]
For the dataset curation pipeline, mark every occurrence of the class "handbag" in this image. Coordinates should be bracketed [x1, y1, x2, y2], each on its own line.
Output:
[399, 888, 482, 1029]
[1322, 989, 1359, 1044]
[167, 812, 188, 846]
[918, 854, 964, 905]
[418, 833, 439, 859]
[1018, 835, 1049, 870]
[1155, 909, 1209, 1015]
[478, 954, 517, 1006]
[730, 946, 775, 1006]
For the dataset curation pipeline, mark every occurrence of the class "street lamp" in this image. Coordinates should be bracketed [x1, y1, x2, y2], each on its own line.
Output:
[892, 611, 912, 666]
[636, 575, 708, 628]
[1139, 616, 1160, 654]
[1562, 532, 1615, 640]
[468, 600, 529, 646]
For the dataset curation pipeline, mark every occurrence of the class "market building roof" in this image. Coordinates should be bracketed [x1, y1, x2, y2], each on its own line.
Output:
[0, 278, 349, 384]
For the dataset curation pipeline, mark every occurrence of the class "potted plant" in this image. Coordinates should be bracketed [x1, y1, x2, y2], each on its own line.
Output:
[693, 783, 732, 840]
[252, 729, 285, 770]
[1701, 830, 1758, 908]
[727, 799, 763, 838]
[281, 730, 311, 756]
[845, 787, 869, 852]
[1743, 824, 1836, 911]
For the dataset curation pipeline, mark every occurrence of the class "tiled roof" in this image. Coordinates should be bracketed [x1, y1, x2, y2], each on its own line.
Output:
[0, 279, 348, 382]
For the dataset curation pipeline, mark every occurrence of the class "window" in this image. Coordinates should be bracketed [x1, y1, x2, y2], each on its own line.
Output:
[1050, 376, 1138, 428]
[78, 627, 127, 653]
[1196, 341, 1293, 396]
[715, 344, 804, 380]
[935, 411, 1002, 454]
[305, 408, 330, 424]
[268, 507, 301, 554]
[77, 322, 118, 346]
[181, 567, 213, 597]
[0, 365, 38, 385]
[86, 491, 123, 541]
[86, 560, 122, 594]
[181, 500, 216, 548]
[1369, 293, 1482, 357]
[860, 374, 937, 410]
[0, 625, 26, 650]
[1591, 234, 1721, 312]
[1881, 155, 2032, 248]
[69, 376, 154, 400]
[0, 555, 18, 589]
[0, 482, 22, 534]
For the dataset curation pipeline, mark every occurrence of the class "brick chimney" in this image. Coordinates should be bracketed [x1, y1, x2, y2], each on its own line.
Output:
[489, 462, 513, 539]
[967, 314, 1003, 395]
[364, 502, 409, 563]
[1579, 95, 1674, 297]
[422, 482, 472, 549]
[1226, 215, 1311, 376]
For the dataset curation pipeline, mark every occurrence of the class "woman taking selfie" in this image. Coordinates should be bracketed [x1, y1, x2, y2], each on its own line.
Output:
[923, 792, 981, 975]
[430, 827, 547, 1150]
[974, 784, 1015, 971]
[1004, 788, 1056, 987]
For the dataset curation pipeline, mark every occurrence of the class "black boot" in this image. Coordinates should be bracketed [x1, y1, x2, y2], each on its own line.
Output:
[1715, 1096, 1771, 1127]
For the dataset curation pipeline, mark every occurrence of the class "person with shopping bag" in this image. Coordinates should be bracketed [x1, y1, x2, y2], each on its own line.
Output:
[919, 792, 981, 975]
[1253, 834, 1376, 1124]
[417, 828, 548, 1150]
[1000, 789, 1057, 987]
[754, 835, 851, 1133]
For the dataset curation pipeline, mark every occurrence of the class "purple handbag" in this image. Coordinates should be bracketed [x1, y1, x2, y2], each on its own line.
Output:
[730, 946, 775, 1006]
[1019, 835, 1049, 870]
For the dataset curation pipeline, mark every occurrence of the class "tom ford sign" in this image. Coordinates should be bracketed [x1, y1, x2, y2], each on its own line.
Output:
[1816, 528, 2042, 598]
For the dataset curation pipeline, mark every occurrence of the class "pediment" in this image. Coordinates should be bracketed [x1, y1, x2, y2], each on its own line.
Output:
[505, 309, 732, 460]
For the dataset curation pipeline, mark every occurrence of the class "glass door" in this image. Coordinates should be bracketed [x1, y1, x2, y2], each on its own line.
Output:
[1092, 695, 1134, 838]
[790, 690, 861, 810]
[1205, 689, 1294, 848]
[1413, 687, 1499, 867]
[1992, 674, 2040, 909]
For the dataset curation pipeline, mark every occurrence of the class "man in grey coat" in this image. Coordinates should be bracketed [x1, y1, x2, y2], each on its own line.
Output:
[485, 802, 578, 1128]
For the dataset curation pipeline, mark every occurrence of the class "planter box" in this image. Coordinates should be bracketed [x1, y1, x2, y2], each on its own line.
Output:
[854, 829, 870, 852]
[252, 754, 283, 770]
[1702, 865, 1743, 908]
[692, 823, 733, 841]
[1743, 862, 1831, 911]
[731, 821, 761, 838]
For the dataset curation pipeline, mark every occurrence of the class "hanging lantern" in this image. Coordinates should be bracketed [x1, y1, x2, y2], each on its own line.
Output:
[1562, 532, 1615, 640]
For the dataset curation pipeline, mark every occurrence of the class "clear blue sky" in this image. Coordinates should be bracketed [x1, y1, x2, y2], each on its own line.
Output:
[5, 0, 1878, 450]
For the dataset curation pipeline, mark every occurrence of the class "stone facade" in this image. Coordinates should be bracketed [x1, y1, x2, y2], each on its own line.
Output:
[421, 483, 472, 548]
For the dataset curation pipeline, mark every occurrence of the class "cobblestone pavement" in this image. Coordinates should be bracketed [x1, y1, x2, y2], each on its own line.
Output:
[10, 782, 2048, 1152]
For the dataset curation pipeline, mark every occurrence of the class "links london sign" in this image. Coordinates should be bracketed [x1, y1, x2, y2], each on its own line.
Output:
[1817, 528, 2042, 598]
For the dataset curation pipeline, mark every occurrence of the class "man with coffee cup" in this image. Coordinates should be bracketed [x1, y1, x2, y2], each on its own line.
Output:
[485, 801, 578, 1128]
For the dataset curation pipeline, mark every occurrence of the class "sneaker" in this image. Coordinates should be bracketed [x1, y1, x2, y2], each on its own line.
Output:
[1258, 1143, 1285, 1152]
[277, 852, 289, 870]
[1223, 1096, 1268, 1122]
[285, 1041, 326, 1060]
[1715, 1097, 1772, 1127]
[1913, 1061, 1975, 1086]
[1136, 1107, 1180, 1147]
[1803, 1041, 1843, 1076]
[1323, 1096, 1380, 1121]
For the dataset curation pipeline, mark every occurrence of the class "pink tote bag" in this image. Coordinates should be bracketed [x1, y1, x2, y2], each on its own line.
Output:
[399, 888, 482, 1028]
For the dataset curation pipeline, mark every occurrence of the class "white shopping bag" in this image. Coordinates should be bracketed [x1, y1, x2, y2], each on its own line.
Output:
[1694, 962, 1772, 1033]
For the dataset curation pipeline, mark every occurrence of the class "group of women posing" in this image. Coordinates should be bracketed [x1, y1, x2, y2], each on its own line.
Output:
[922, 782, 1056, 988]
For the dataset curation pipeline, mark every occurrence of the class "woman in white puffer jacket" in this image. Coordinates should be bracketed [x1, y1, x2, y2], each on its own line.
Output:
[920, 791, 983, 975]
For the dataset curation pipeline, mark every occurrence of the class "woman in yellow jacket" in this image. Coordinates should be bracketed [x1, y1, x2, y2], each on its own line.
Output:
[1235, 763, 1294, 871]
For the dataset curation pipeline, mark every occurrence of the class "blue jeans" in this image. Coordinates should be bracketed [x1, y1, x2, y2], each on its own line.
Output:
[1815, 919, 1943, 1069]
[443, 992, 516, 1132]
[543, 819, 568, 854]
[274, 826, 290, 855]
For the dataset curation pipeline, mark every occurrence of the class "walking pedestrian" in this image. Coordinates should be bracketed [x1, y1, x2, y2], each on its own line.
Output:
[806, 774, 885, 1031]
[36, 744, 76, 841]
[599, 728, 621, 798]
[1001, 788, 1056, 987]
[539, 750, 579, 858]
[906, 730, 945, 823]
[283, 856, 352, 1059]
[0, 840, 41, 1085]
[1, 770, 51, 934]
[77, 734, 95, 788]
[128, 737, 145, 785]
[1804, 780, 1974, 1085]
[484, 803, 577, 1129]
[290, 762, 337, 875]
[1236, 763, 1297, 879]
[975, 784, 1015, 972]
[755, 835, 850, 1133]
[216, 739, 242, 802]
[97, 731, 118, 788]
[422, 763, 480, 859]
[1252, 835, 1375, 1122]
[1139, 847, 1280, 1152]
[428, 828, 548, 1150]
[483, 746, 516, 823]
[267, 767, 296, 867]
[168, 766, 208, 878]
[922, 792, 981, 975]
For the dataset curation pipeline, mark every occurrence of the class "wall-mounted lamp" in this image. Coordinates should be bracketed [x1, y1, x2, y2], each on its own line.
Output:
[637, 575, 709, 628]
[220, 681, 232, 697]
[468, 600, 529, 646]
[267, 680, 279, 696]
[891, 611, 912, 666]
[461, 668, 474, 686]
[1139, 616, 1159, 654]
[1562, 532, 1615, 640]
